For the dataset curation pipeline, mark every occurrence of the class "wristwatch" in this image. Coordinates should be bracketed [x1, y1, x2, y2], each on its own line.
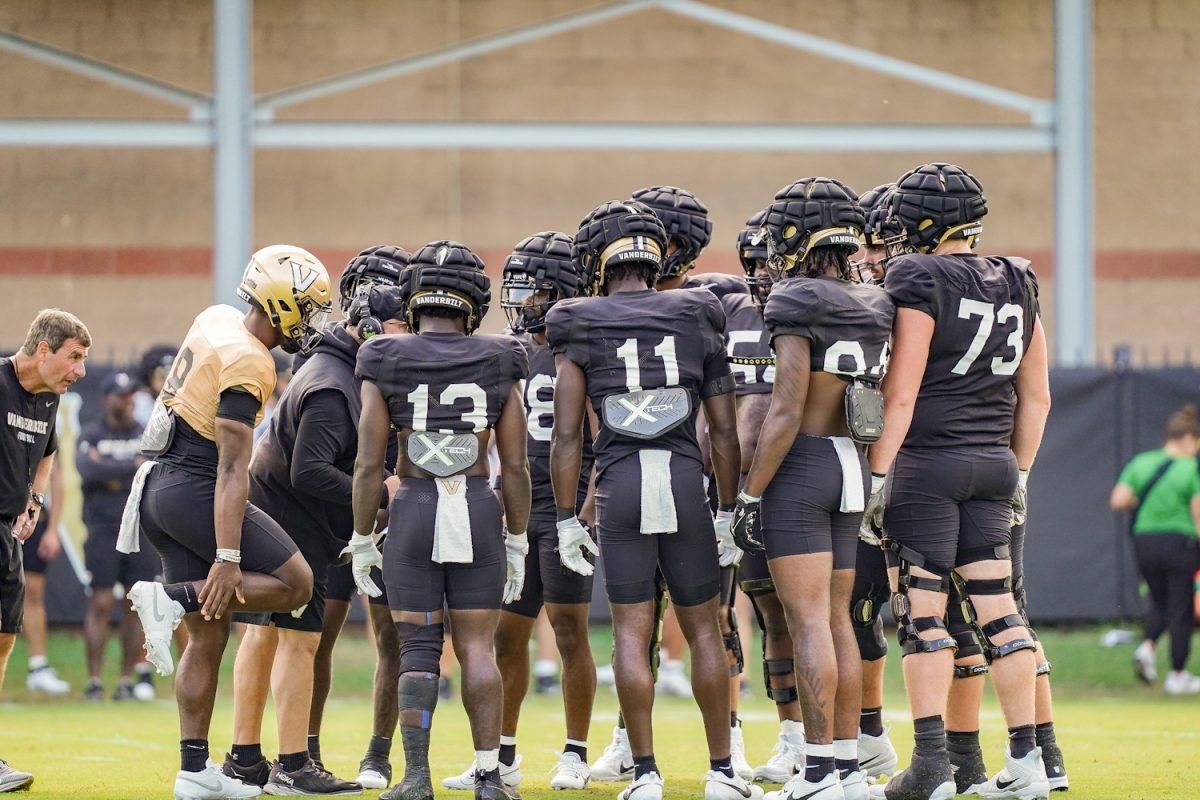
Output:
[29, 492, 45, 509]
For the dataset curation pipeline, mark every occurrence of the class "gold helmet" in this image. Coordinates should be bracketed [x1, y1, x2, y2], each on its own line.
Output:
[237, 245, 333, 354]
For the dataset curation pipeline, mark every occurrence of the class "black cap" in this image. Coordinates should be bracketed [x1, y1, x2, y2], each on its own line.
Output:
[101, 372, 135, 396]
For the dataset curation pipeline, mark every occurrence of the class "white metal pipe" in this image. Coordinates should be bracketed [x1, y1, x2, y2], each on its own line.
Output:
[0, 120, 212, 147]
[213, 0, 253, 305]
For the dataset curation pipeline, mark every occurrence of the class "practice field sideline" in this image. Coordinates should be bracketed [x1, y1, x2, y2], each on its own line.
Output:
[0, 627, 1195, 800]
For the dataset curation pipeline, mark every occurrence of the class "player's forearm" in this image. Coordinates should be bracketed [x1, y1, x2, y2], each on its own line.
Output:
[500, 462, 531, 535]
[1010, 394, 1051, 471]
[549, 432, 583, 514]
[708, 423, 741, 506]
[742, 408, 801, 499]
[351, 457, 385, 536]
[867, 392, 915, 475]
[213, 467, 248, 551]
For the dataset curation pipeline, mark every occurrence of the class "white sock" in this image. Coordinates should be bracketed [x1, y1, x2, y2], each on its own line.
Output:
[533, 659, 558, 679]
[29, 655, 48, 670]
[476, 749, 500, 773]
[833, 739, 857, 761]
[781, 719, 805, 735]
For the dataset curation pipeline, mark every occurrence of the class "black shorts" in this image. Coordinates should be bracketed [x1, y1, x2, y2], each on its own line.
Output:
[761, 436, 867, 570]
[884, 445, 1018, 572]
[85, 524, 162, 589]
[326, 559, 389, 606]
[505, 512, 594, 617]
[139, 463, 299, 585]
[20, 510, 53, 575]
[595, 453, 719, 607]
[383, 478, 505, 613]
[0, 520, 24, 634]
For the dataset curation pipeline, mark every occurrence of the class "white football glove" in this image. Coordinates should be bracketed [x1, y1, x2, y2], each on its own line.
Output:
[557, 516, 598, 576]
[340, 531, 384, 598]
[714, 509, 743, 567]
[1011, 469, 1029, 528]
[503, 531, 529, 605]
[859, 473, 886, 545]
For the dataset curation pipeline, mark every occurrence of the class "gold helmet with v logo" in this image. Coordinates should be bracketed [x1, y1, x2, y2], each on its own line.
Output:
[237, 244, 333, 354]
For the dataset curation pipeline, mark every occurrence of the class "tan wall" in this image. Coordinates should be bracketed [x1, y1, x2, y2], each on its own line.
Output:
[0, 0, 1197, 361]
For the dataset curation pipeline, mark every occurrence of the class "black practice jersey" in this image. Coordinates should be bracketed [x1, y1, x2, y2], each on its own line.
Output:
[77, 417, 144, 528]
[0, 357, 59, 520]
[546, 288, 734, 475]
[765, 276, 894, 380]
[522, 339, 593, 512]
[356, 332, 528, 434]
[684, 272, 749, 300]
[885, 253, 1039, 448]
[720, 293, 774, 395]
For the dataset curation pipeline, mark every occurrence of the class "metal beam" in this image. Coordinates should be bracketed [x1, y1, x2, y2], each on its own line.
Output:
[0, 30, 211, 116]
[0, 119, 212, 147]
[254, 0, 655, 117]
[212, 0, 253, 306]
[1053, 0, 1093, 365]
[654, 0, 1055, 125]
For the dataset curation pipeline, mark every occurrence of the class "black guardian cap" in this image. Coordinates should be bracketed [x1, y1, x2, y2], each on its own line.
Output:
[501, 231, 581, 334]
[630, 185, 712, 281]
[403, 241, 491, 334]
[889, 163, 987, 254]
[760, 177, 864, 277]
[339, 244, 410, 312]
[574, 200, 669, 295]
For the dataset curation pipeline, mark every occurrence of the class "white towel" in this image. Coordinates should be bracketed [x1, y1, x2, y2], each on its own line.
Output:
[431, 476, 473, 564]
[116, 459, 157, 554]
[639, 449, 678, 534]
[830, 437, 866, 514]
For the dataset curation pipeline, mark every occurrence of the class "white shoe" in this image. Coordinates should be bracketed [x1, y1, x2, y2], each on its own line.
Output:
[840, 769, 869, 800]
[1164, 670, 1200, 695]
[765, 771, 843, 800]
[591, 726, 635, 782]
[754, 721, 805, 784]
[25, 666, 70, 695]
[550, 751, 591, 790]
[129, 581, 185, 677]
[730, 726, 754, 781]
[596, 663, 616, 686]
[0, 760, 34, 792]
[175, 760, 262, 799]
[442, 755, 522, 790]
[132, 669, 156, 702]
[618, 771, 664, 800]
[857, 727, 898, 779]
[655, 662, 693, 698]
[1133, 641, 1157, 684]
[977, 748, 1050, 800]
[706, 770, 764, 800]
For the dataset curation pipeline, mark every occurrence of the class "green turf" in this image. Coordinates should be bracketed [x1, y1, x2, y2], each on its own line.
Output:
[0, 624, 1197, 798]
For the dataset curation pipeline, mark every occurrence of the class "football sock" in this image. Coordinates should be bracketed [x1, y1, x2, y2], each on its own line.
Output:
[804, 743, 835, 782]
[1035, 722, 1057, 748]
[710, 757, 735, 779]
[28, 655, 47, 671]
[860, 706, 885, 737]
[834, 739, 859, 775]
[164, 582, 200, 614]
[307, 735, 321, 763]
[398, 673, 439, 784]
[366, 734, 391, 760]
[231, 743, 263, 766]
[633, 755, 658, 779]
[499, 735, 517, 767]
[564, 739, 587, 761]
[913, 715, 946, 757]
[279, 751, 307, 773]
[946, 729, 980, 757]
[1008, 725, 1036, 759]
[180, 739, 208, 773]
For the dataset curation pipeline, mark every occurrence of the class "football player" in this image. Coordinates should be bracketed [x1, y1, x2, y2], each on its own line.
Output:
[221, 284, 408, 795]
[351, 241, 530, 800]
[549, 201, 759, 800]
[443, 232, 596, 793]
[124, 245, 332, 800]
[863, 164, 1052, 800]
[733, 178, 895, 800]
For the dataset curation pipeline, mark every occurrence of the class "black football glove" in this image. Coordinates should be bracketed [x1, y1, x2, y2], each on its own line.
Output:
[731, 493, 765, 555]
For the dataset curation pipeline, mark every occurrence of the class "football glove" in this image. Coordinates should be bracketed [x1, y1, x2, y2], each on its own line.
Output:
[340, 531, 384, 598]
[731, 492, 765, 554]
[1011, 469, 1029, 527]
[714, 509, 743, 567]
[557, 516, 598, 576]
[503, 531, 529, 605]
[860, 473, 886, 544]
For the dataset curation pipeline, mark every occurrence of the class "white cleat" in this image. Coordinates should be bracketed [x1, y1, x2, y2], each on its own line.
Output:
[655, 663, 693, 698]
[857, 727, 898, 779]
[840, 769, 869, 800]
[596, 662, 617, 686]
[128, 581, 185, 677]
[175, 760, 262, 799]
[1132, 641, 1157, 684]
[765, 771, 844, 800]
[754, 721, 805, 784]
[706, 770, 765, 800]
[442, 755, 521, 791]
[591, 726, 635, 782]
[0, 760, 34, 793]
[617, 771, 664, 800]
[977, 748, 1050, 800]
[25, 666, 70, 695]
[730, 725, 755, 782]
[1164, 670, 1200, 695]
[550, 751, 591, 790]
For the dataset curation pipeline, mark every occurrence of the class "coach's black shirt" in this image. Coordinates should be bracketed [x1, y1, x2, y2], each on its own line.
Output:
[0, 357, 59, 520]
[77, 417, 143, 529]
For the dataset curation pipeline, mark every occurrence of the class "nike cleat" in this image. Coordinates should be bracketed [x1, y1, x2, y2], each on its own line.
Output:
[730, 725, 755, 781]
[949, 744, 988, 795]
[617, 771, 664, 800]
[25, 665, 70, 695]
[132, 668, 157, 702]
[0, 759, 33, 793]
[380, 774, 433, 800]
[443, 757, 521, 791]
[263, 759, 362, 795]
[549, 752, 590, 790]
[841, 769, 870, 800]
[764, 771, 843, 800]
[475, 770, 521, 800]
[175, 760, 261, 800]
[355, 753, 392, 789]
[129, 581, 185, 676]
[754, 722, 805, 784]
[976, 748, 1049, 800]
[1039, 741, 1068, 792]
[222, 753, 271, 788]
[1132, 641, 1156, 685]
[857, 727, 898, 780]
[867, 751, 955, 800]
[706, 769, 764, 800]
[591, 727, 635, 782]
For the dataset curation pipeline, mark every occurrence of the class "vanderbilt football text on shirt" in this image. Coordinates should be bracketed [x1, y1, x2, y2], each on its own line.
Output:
[764, 275, 895, 380]
[522, 339, 593, 511]
[720, 292, 774, 395]
[546, 288, 734, 475]
[0, 357, 59, 519]
[884, 253, 1039, 448]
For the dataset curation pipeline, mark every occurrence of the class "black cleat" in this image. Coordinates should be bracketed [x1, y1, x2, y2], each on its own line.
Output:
[265, 759, 363, 795]
[881, 751, 956, 800]
[948, 744, 988, 794]
[381, 774, 434, 800]
[221, 752, 271, 788]
[84, 679, 104, 703]
[475, 770, 521, 800]
[1041, 740, 1069, 792]
[112, 680, 136, 701]
[534, 674, 561, 695]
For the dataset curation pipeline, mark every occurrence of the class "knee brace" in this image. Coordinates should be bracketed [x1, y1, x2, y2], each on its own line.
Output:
[1011, 575, 1040, 642]
[720, 567, 744, 676]
[953, 661, 989, 679]
[959, 575, 1037, 662]
[739, 576, 776, 595]
[763, 657, 798, 705]
[395, 622, 444, 676]
[947, 578, 984, 661]
[851, 582, 890, 661]
[889, 544, 957, 657]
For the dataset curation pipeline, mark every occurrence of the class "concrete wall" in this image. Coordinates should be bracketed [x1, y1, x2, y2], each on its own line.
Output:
[0, 0, 1196, 362]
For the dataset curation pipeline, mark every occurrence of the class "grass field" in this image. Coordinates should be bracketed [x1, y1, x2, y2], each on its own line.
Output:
[0, 624, 1196, 799]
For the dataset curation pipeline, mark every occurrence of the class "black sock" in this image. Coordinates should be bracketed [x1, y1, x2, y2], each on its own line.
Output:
[398, 673, 439, 785]
[180, 739, 208, 773]
[946, 729, 980, 756]
[859, 706, 884, 737]
[913, 715, 946, 758]
[367, 734, 391, 760]
[835, 759, 859, 777]
[1035, 722, 1057, 748]
[477, 767, 501, 783]
[164, 582, 200, 614]
[710, 757, 734, 779]
[280, 751, 308, 773]
[633, 755, 658, 780]
[1008, 724, 1036, 759]
[804, 753, 835, 782]
[730, 712, 739, 728]
[564, 741, 587, 761]
[499, 743, 517, 767]
[231, 743, 263, 766]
